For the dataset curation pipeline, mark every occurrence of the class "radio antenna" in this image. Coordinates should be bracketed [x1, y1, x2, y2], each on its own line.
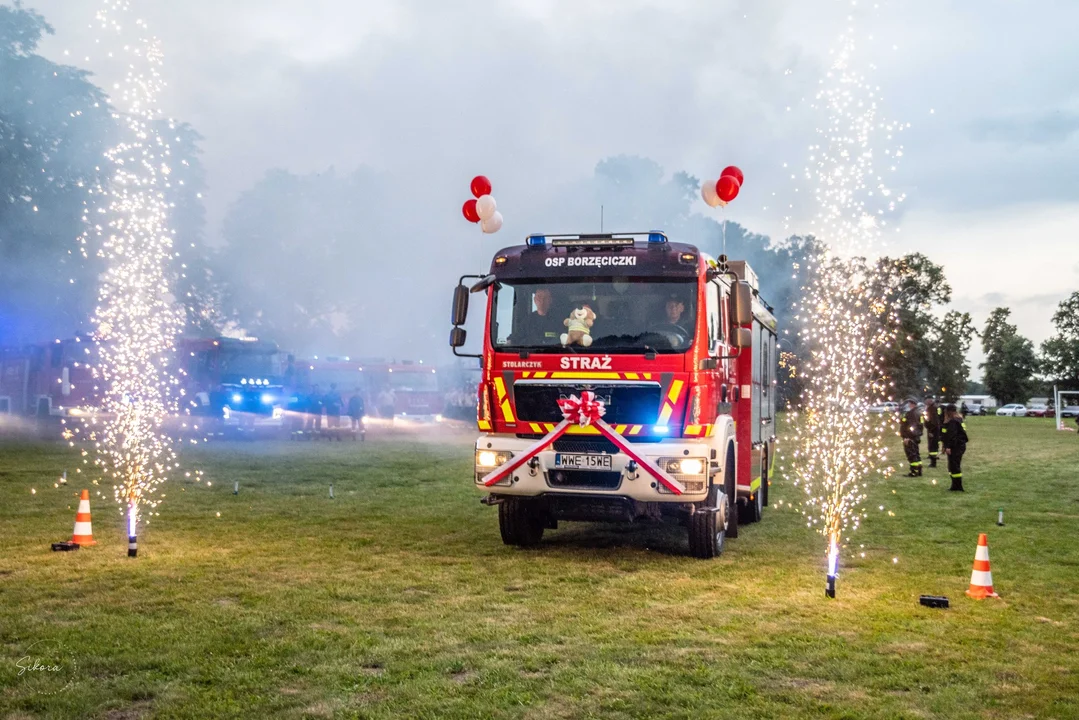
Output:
[600, 205, 604, 232]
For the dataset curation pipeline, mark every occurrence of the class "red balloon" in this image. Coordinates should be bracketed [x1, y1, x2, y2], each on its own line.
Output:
[462, 199, 480, 223]
[470, 175, 492, 198]
[716, 175, 741, 203]
[720, 165, 744, 186]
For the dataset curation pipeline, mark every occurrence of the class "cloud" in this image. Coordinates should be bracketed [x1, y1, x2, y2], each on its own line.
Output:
[21, 0, 1079, 368]
[968, 112, 1079, 146]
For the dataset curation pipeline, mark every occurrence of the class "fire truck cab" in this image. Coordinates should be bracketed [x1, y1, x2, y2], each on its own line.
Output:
[178, 337, 292, 436]
[449, 231, 777, 558]
[0, 338, 99, 419]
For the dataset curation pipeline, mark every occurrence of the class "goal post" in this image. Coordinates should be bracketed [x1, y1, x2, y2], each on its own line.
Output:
[1053, 386, 1079, 430]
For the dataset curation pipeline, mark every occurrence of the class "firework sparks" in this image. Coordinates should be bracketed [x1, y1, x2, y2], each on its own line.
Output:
[71, 0, 185, 554]
[782, 6, 905, 593]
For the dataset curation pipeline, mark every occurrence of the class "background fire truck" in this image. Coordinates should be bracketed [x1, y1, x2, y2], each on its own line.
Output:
[178, 337, 292, 436]
[299, 358, 445, 426]
[449, 231, 777, 558]
[0, 337, 100, 430]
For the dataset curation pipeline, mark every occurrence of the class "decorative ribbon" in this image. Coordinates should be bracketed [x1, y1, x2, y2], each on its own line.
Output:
[480, 394, 685, 494]
[557, 391, 606, 427]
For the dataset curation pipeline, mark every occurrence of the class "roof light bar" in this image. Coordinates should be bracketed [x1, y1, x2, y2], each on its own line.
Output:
[551, 234, 634, 247]
[530, 231, 668, 247]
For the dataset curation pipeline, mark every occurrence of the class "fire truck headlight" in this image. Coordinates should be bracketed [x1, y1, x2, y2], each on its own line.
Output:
[435, 414, 444, 423]
[476, 450, 512, 468]
[679, 458, 705, 475]
[231, 393, 243, 404]
[261, 393, 274, 404]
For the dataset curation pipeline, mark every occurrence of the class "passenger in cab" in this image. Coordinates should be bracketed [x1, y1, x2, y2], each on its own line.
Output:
[512, 288, 561, 345]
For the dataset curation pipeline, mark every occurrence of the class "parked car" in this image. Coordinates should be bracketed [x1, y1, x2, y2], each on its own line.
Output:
[962, 402, 984, 416]
[869, 401, 899, 414]
[1026, 403, 1049, 417]
[1061, 405, 1079, 419]
[996, 404, 1027, 417]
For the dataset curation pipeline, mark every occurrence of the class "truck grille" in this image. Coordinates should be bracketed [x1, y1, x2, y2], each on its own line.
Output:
[547, 469, 622, 490]
[513, 383, 662, 425]
[552, 437, 618, 454]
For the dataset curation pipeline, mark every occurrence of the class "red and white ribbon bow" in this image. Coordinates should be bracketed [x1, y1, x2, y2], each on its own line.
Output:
[557, 391, 606, 427]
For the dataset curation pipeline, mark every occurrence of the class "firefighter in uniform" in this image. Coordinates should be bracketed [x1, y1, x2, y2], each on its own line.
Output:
[924, 397, 943, 468]
[899, 397, 923, 477]
[940, 403, 969, 491]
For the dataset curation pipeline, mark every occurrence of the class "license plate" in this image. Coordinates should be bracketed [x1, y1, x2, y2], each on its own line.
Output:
[553, 453, 612, 470]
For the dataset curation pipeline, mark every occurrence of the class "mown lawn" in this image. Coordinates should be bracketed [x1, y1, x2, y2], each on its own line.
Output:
[1, 417, 1077, 719]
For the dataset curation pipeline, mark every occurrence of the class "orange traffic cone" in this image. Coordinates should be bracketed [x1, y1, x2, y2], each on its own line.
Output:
[965, 533, 998, 599]
[71, 489, 96, 546]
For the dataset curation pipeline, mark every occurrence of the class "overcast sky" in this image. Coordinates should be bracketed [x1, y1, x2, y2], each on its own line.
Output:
[29, 0, 1079, 375]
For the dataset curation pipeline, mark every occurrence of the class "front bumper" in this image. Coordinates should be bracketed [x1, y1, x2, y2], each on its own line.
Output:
[474, 434, 712, 502]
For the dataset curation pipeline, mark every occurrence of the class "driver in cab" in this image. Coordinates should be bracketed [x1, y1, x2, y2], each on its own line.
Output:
[665, 295, 686, 326]
[652, 292, 691, 348]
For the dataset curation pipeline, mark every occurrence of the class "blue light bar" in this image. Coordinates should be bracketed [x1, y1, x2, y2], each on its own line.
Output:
[526, 235, 547, 246]
[647, 231, 668, 244]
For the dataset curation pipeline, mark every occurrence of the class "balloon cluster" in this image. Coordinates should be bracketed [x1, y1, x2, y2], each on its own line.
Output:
[701, 165, 744, 208]
[462, 175, 503, 234]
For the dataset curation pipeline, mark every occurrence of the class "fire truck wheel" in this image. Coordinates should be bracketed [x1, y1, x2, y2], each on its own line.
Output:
[725, 445, 740, 539]
[739, 482, 762, 525]
[688, 485, 728, 559]
[498, 498, 545, 547]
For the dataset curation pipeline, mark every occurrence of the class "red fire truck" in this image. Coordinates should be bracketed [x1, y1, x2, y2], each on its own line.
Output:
[177, 337, 293, 435]
[449, 231, 777, 558]
[0, 337, 100, 420]
[300, 358, 444, 424]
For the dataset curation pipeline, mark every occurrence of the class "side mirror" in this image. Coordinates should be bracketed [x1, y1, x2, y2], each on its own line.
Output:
[729, 280, 753, 328]
[449, 327, 467, 348]
[731, 327, 752, 349]
[451, 284, 469, 326]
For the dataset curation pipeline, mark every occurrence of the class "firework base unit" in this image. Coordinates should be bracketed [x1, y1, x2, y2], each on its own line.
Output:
[449, 231, 778, 558]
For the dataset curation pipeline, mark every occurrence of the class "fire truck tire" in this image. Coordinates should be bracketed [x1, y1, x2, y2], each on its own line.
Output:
[498, 498, 545, 547]
[739, 481, 762, 525]
[724, 444, 739, 539]
[688, 484, 728, 559]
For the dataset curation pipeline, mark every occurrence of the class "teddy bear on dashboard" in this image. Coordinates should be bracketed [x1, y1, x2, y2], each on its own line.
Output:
[560, 305, 596, 347]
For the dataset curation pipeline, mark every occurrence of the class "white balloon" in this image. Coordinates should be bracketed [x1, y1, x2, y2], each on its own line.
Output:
[701, 179, 722, 208]
[481, 210, 503, 234]
[476, 194, 497, 221]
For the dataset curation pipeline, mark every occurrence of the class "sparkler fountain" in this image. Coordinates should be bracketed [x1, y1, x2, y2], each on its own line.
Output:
[782, 8, 906, 597]
[78, 1, 185, 556]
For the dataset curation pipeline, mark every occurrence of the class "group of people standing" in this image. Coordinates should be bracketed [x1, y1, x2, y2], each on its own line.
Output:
[296, 383, 366, 437]
[898, 397, 969, 491]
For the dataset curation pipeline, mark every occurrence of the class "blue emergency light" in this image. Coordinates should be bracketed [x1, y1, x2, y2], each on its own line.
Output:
[526, 235, 547, 246]
[647, 231, 668, 244]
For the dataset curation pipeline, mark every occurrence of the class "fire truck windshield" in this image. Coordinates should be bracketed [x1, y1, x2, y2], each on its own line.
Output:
[491, 279, 698, 353]
[219, 350, 285, 379]
[387, 371, 438, 391]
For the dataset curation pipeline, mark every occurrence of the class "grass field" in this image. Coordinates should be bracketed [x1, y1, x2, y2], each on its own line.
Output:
[1, 417, 1077, 719]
